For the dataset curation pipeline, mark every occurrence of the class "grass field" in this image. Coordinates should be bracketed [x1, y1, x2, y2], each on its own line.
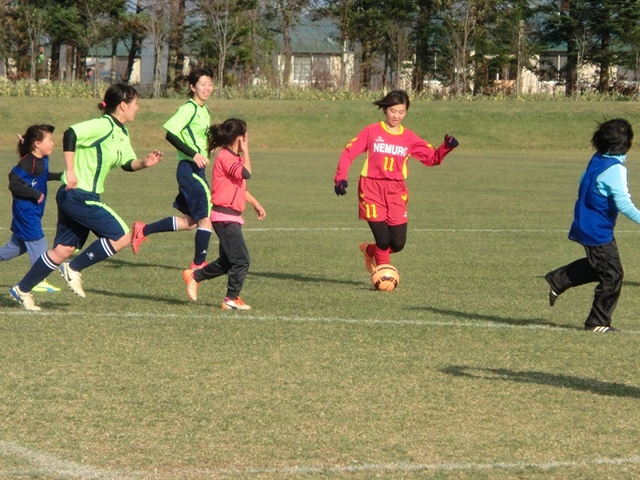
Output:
[1, 98, 640, 479]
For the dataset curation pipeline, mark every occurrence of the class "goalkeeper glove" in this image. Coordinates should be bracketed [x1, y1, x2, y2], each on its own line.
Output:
[444, 134, 459, 148]
[334, 179, 348, 196]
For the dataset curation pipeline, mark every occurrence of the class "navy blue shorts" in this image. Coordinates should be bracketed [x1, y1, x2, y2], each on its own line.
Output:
[53, 186, 129, 249]
[173, 160, 211, 221]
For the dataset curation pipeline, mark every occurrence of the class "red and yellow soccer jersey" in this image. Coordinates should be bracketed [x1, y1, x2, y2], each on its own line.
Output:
[334, 121, 453, 183]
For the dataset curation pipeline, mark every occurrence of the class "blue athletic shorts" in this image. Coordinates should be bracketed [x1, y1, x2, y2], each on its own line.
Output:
[173, 160, 211, 222]
[53, 186, 129, 249]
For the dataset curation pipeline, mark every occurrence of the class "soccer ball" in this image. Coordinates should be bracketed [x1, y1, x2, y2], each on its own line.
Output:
[371, 264, 400, 291]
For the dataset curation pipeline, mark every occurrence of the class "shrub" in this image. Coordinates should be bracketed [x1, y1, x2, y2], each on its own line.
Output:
[1, 79, 639, 102]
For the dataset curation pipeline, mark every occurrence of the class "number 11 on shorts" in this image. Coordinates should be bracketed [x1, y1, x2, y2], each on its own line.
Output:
[362, 202, 378, 219]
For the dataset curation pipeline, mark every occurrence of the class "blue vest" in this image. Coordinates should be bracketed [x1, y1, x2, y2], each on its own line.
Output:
[10, 156, 49, 241]
[569, 153, 620, 246]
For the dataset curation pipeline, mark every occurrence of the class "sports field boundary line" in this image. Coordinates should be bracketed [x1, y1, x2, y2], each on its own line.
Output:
[215, 454, 640, 476]
[0, 440, 141, 479]
[2, 438, 639, 479]
[3, 309, 640, 334]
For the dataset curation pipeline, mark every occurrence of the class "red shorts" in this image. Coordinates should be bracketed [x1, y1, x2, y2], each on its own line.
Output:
[357, 177, 408, 225]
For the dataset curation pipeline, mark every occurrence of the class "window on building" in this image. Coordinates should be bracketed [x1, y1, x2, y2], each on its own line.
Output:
[293, 56, 312, 85]
[293, 55, 333, 87]
[311, 55, 332, 88]
[539, 54, 566, 81]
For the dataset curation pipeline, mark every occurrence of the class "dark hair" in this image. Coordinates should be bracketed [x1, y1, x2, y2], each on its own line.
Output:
[373, 90, 410, 111]
[98, 83, 138, 114]
[591, 118, 634, 155]
[17, 124, 55, 158]
[208, 118, 247, 152]
[186, 68, 213, 98]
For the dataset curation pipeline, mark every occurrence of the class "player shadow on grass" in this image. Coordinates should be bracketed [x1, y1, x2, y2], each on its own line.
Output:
[84, 288, 187, 305]
[106, 259, 365, 287]
[409, 306, 578, 330]
[442, 365, 640, 398]
[249, 270, 363, 286]
[104, 257, 181, 271]
[0, 297, 72, 311]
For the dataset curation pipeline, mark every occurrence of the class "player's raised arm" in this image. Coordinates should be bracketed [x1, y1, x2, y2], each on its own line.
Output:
[412, 134, 459, 167]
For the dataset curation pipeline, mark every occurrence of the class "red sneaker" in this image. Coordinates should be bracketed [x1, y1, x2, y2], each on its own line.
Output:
[131, 222, 148, 254]
[190, 261, 208, 270]
[359, 242, 376, 273]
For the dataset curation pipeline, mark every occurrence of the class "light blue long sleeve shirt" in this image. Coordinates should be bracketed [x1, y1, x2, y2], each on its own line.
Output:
[594, 155, 640, 224]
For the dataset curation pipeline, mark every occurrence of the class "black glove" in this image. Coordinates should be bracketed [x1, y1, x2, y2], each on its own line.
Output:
[444, 134, 459, 148]
[334, 179, 348, 196]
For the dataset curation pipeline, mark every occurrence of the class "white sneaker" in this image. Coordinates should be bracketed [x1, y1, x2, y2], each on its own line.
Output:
[59, 263, 85, 297]
[32, 280, 61, 293]
[10, 286, 41, 311]
[222, 296, 251, 310]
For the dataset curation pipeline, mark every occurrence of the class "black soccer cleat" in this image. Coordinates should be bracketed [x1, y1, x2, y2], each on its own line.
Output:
[584, 325, 621, 333]
[545, 274, 559, 307]
[548, 288, 558, 307]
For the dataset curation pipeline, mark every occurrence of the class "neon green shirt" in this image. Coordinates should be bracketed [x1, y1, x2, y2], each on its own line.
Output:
[163, 99, 210, 161]
[62, 115, 136, 194]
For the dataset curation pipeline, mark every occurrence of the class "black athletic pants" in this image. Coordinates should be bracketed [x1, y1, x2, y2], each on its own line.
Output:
[545, 240, 623, 328]
[368, 221, 407, 252]
[195, 221, 249, 300]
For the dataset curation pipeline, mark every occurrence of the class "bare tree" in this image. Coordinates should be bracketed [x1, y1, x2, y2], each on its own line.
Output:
[440, 0, 500, 96]
[573, 26, 598, 98]
[442, 2, 476, 94]
[124, 0, 146, 83]
[167, 0, 187, 92]
[198, 0, 252, 98]
[141, 0, 173, 98]
[22, 5, 48, 83]
[384, 21, 413, 90]
[60, 0, 114, 95]
[265, 0, 309, 91]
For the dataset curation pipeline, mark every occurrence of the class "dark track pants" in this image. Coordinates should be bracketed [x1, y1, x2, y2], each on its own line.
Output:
[195, 221, 249, 299]
[545, 240, 623, 328]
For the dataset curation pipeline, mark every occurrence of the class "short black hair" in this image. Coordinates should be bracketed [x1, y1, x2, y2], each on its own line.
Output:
[591, 118, 634, 155]
[186, 68, 213, 97]
[373, 90, 410, 111]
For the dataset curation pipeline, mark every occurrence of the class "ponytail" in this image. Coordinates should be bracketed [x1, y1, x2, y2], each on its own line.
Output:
[17, 124, 55, 158]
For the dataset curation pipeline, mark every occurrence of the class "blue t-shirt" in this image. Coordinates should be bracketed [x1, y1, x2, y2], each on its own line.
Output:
[10, 155, 50, 241]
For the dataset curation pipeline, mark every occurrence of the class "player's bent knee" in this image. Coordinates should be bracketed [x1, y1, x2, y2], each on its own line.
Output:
[51, 245, 76, 263]
[390, 243, 405, 253]
[198, 217, 212, 229]
[375, 241, 391, 251]
[112, 233, 132, 252]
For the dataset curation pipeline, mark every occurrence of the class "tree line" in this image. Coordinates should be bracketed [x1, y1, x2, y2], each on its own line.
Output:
[2, 0, 640, 97]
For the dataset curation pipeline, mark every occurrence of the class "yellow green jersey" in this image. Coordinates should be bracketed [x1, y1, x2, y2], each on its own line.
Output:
[163, 99, 210, 161]
[62, 115, 136, 194]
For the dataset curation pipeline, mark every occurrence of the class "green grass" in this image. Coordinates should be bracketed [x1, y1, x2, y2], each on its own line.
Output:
[2, 96, 640, 152]
[1, 100, 640, 479]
